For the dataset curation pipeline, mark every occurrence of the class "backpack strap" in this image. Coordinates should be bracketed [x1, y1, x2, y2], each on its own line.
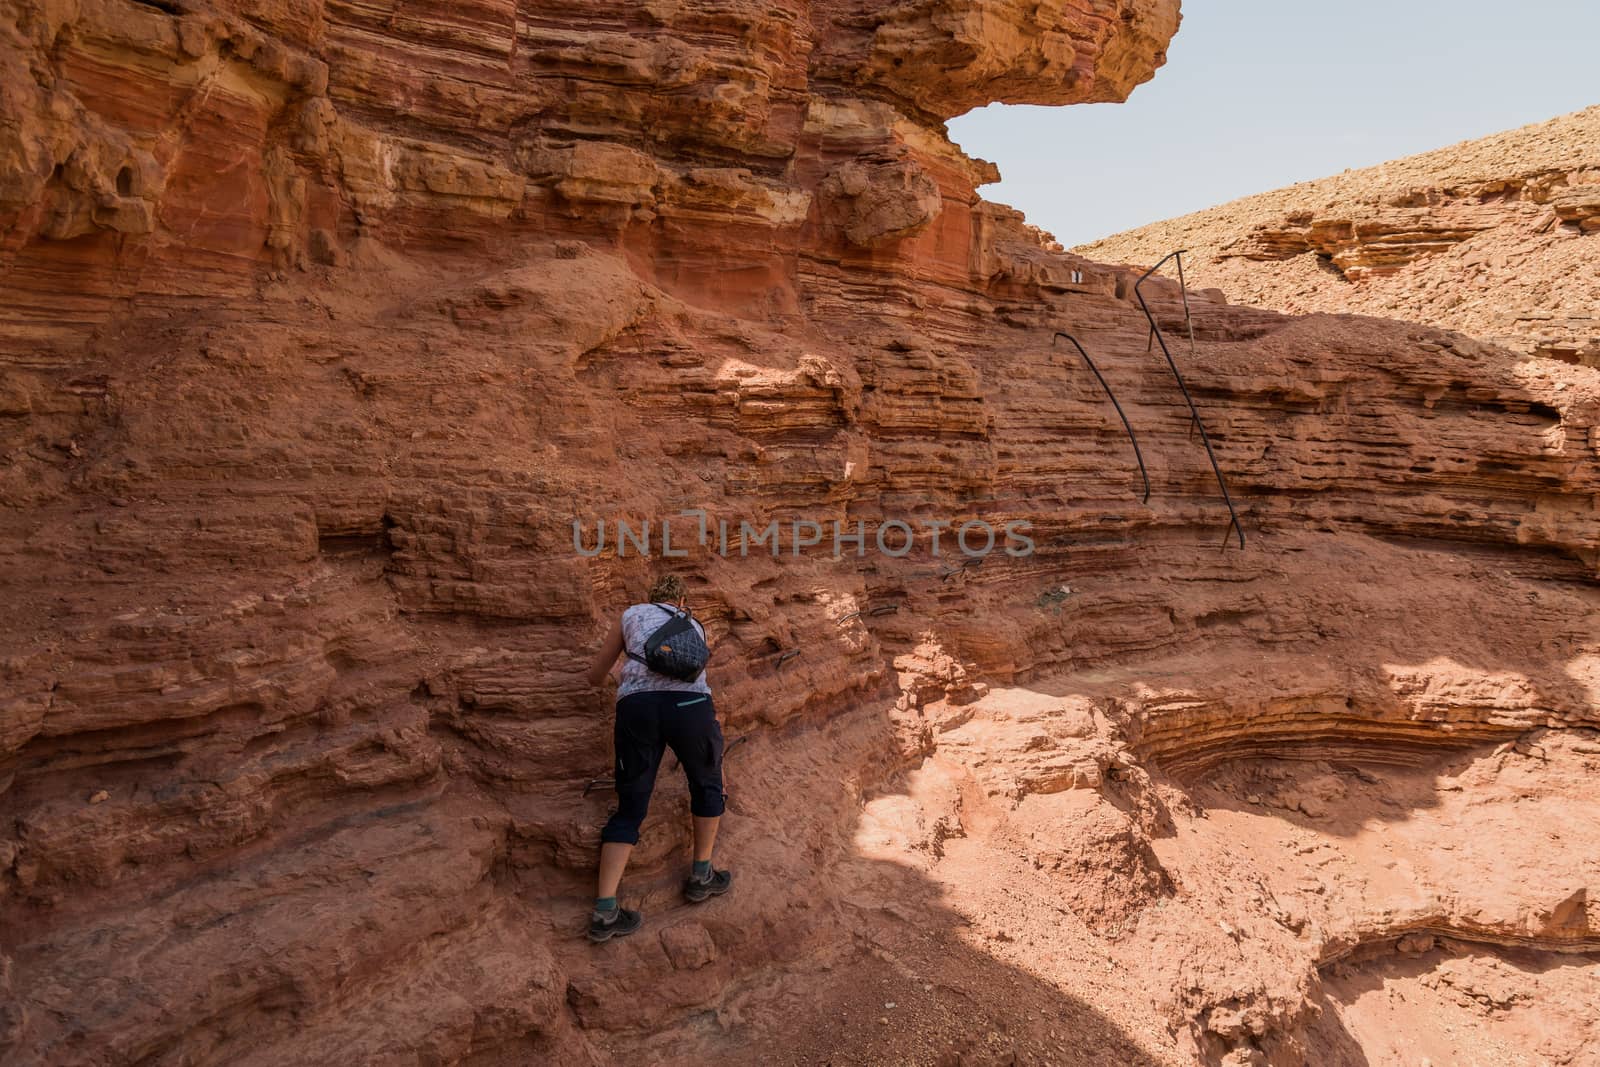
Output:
[653, 602, 702, 633]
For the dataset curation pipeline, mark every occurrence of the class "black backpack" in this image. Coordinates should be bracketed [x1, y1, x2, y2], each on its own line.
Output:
[626, 604, 711, 683]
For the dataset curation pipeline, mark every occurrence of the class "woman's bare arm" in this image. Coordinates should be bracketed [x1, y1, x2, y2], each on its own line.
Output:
[585, 615, 625, 688]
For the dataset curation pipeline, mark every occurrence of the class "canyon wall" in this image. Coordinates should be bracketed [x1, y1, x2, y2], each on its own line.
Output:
[1, 2, 1597, 1065]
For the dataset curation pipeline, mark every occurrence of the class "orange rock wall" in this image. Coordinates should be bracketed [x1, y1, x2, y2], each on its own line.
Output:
[1, 2, 1597, 1064]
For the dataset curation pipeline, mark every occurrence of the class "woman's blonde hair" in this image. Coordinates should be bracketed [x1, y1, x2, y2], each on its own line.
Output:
[647, 574, 687, 603]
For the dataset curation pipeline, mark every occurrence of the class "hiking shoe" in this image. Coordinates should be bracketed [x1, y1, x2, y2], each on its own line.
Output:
[683, 867, 732, 903]
[587, 906, 643, 943]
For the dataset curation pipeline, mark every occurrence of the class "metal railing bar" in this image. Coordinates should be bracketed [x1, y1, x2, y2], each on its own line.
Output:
[1133, 251, 1245, 550]
[1053, 331, 1152, 504]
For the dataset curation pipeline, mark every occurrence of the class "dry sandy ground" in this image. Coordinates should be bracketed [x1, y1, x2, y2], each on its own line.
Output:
[596, 537, 1600, 1064]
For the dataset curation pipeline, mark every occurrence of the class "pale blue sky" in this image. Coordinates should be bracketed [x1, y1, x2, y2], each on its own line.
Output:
[948, 0, 1600, 246]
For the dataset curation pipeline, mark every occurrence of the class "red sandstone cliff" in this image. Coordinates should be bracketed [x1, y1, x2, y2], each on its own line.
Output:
[1, 3, 1597, 1065]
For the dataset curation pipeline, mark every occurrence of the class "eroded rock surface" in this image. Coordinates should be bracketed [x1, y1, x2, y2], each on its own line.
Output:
[1, 2, 1596, 1065]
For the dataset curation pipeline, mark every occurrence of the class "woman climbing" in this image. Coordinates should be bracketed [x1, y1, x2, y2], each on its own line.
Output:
[583, 573, 732, 942]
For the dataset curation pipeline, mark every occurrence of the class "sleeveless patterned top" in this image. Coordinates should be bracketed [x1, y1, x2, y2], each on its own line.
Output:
[615, 603, 712, 699]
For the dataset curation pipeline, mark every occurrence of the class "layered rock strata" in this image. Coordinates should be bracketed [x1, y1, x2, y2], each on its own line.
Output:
[1, 2, 1596, 1065]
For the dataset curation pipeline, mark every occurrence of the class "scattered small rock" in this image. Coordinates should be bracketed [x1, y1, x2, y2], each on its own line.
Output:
[1297, 796, 1329, 818]
[658, 921, 717, 970]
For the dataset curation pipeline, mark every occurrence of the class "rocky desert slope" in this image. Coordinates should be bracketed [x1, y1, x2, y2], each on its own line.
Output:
[1080, 106, 1600, 367]
[1, 2, 1597, 1066]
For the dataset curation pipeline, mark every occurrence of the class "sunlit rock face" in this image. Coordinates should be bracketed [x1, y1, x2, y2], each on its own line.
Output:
[813, 0, 1181, 115]
[1081, 106, 1600, 367]
[2, 2, 1597, 1065]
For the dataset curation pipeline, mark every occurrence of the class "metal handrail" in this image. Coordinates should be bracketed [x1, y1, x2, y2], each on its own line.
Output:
[1053, 332, 1151, 503]
[1133, 251, 1245, 550]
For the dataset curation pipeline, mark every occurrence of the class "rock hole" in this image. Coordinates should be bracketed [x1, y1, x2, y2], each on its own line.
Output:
[1195, 608, 1257, 630]
[317, 514, 397, 562]
[318, 530, 391, 558]
[1524, 401, 1561, 427]
[1312, 252, 1347, 282]
[241, 729, 287, 758]
[116, 166, 136, 196]
[325, 648, 361, 672]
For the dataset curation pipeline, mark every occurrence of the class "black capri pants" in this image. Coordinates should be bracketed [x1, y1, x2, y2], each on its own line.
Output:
[600, 690, 726, 845]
